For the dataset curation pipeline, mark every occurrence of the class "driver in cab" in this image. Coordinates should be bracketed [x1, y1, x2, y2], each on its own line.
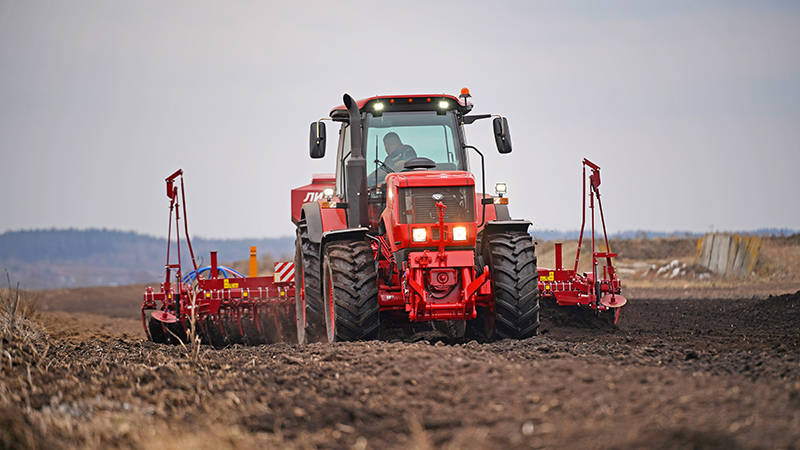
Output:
[382, 132, 417, 171]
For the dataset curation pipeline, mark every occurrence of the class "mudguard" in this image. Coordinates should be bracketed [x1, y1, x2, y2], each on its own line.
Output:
[301, 202, 349, 243]
[483, 219, 531, 235]
[478, 220, 532, 255]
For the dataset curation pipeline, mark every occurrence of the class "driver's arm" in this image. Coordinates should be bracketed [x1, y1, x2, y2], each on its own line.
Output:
[391, 146, 417, 170]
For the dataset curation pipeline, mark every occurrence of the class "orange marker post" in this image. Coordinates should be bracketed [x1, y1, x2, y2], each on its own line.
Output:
[249, 246, 258, 277]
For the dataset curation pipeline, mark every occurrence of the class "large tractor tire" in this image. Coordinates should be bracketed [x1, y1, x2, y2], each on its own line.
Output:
[484, 231, 540, 339]
[321, 240, 380, 342]
[295, 222, 325, 343]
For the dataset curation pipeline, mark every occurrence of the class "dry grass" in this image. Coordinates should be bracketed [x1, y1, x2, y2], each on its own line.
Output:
[165, 285, 203, 369]
[0, 271, 55, 449]
[183, 286, 203, 368]
[1, 270, 44, 345]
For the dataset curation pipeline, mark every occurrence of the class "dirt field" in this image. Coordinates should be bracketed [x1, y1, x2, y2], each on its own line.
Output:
[2, 237, 800, 449]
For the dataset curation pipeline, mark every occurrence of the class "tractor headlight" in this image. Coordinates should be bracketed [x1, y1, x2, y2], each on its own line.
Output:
[412, 228, 427, 243]
[453, 226, 467, 241]
[495, 183, 507, 196]
[322, 187, 334, 199]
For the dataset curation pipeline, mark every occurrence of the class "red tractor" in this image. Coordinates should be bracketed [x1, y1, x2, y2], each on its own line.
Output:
[292, 89, 541, 342]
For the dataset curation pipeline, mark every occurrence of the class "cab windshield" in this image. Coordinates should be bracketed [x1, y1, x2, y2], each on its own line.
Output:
[366, 111, 463, 186]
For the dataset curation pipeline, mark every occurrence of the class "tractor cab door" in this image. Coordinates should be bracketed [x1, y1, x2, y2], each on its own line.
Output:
[334, 122, 383, 230]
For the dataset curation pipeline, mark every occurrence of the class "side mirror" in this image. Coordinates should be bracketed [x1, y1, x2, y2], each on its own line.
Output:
[492, 117, 513, 154]
[309, 121, 326, 159]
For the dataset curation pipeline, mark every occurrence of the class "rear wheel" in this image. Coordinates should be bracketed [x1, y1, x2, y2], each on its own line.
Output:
[322, 240, 380, 342]
[485, 231, 540, 339]
[295, 222, 324, 343]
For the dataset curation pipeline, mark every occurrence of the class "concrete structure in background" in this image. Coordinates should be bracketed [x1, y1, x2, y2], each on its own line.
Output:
[695, 233, 762, 278]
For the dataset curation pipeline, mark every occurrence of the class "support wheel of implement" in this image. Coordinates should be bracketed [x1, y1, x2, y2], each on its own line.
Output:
[165, 321, 187, 345]
[322, 240, 380, 342]
[147, 314, 167, 343]
[295, 222, 325, 343]
[484, 231, 540, 339]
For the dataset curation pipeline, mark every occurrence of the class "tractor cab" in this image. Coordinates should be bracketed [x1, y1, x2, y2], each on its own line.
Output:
[361, 110, 466, 187]
[310, 91, 511, 233]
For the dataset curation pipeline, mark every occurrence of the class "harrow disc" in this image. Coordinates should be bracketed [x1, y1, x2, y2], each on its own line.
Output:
[600, 293, 627, 308]
[257, 307, 282, 343]
[152, 310, 178, 323]
[241, 308, 265, 346]
[221, 310, 244, 345]
[202, 315, 227, 348]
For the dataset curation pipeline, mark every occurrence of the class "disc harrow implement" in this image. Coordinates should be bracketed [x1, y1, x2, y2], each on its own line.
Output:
[537, 159, 627, 324]
[142, 169, 297, 347]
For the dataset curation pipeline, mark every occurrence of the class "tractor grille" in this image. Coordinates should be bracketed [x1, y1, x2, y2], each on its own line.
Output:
[399, 186, 475, 224]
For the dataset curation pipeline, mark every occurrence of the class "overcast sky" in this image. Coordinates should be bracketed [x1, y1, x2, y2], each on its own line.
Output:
[1, 1, 798, 239]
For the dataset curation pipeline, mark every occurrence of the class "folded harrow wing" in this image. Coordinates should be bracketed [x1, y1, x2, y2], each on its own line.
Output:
[142, 169, 297, 347]
[537, 159, 627, 324]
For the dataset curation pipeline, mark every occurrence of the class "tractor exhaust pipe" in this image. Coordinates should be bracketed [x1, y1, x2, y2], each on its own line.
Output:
[343, 93, 368, 228]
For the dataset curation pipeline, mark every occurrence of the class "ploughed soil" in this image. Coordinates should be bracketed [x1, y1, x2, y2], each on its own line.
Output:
[3, 236, 800, 449]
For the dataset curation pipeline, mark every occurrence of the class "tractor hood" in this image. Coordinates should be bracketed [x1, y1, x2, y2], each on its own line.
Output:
[385, 170, 475, 189]
[382, 170, 478, 253]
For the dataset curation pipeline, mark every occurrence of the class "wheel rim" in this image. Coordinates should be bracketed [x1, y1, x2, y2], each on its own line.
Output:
[326, 265, 336, 342]
[296, 280, 306, 341]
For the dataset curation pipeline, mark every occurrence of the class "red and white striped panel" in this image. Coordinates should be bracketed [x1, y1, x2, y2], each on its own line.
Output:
[274, 262, 295, 283]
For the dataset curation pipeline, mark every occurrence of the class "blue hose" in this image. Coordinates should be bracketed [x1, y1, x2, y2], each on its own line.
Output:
[181, 266, 246, 284]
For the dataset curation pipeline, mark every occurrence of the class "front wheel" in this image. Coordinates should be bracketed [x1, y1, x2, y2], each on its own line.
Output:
[322, 240, 380, 342]
[485, 231, 540, 339]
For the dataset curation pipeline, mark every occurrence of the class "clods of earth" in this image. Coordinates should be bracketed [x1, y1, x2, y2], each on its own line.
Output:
[2, 287, 799, 449]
